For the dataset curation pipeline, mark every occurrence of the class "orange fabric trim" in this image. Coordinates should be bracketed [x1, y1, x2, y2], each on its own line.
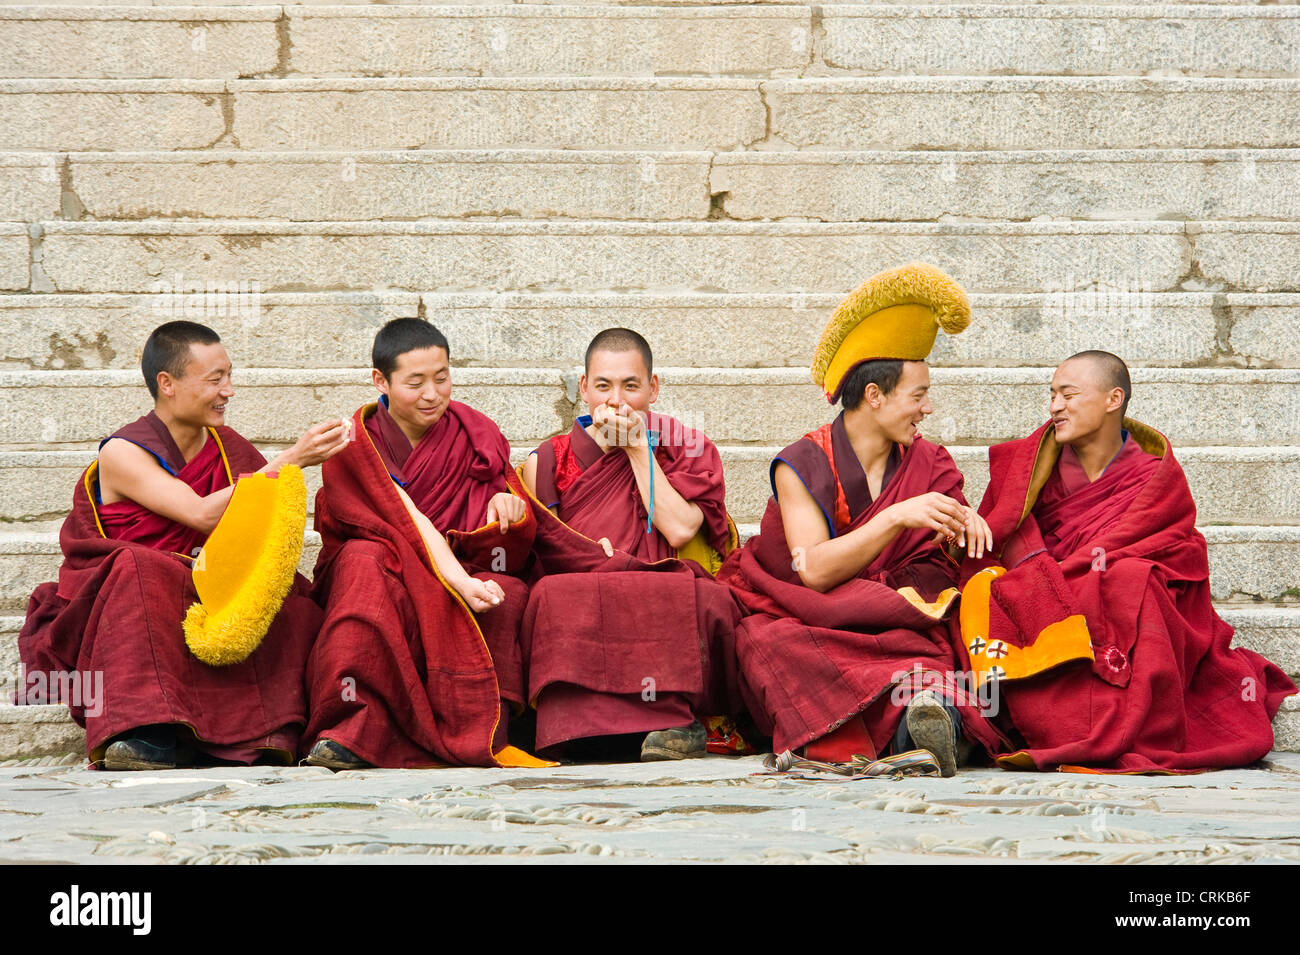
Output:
[897, 585, 959, 620]
[803, 423, 851, 533]
[494, 745, 558, 769]
[960, 568, 1093, 687]
[995, 751, 1038, 770]
[208, 426, 233, 485]
[82, 461, 108, 540]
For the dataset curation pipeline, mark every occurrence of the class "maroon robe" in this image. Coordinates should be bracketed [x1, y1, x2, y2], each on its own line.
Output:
[17, 412, 321, 765]
[718, 415, 1007, 757]
[522, 413, 741, 751]
[304, 401, 538, 768]
[959, 420, 1297, 773]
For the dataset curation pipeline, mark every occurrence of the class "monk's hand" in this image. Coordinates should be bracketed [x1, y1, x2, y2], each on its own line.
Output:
[961, 508, 994, 559]
[594, 402, 647, 449]
[457, 576, 505, 613]
[288, 418, 351, 468]
[485, 491, 526, 534]
[597, 537, 615, 558]
[889, 492, 968, 542]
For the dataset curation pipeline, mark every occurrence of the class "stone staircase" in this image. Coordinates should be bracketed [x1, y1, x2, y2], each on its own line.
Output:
[1, 0, 1297, 758]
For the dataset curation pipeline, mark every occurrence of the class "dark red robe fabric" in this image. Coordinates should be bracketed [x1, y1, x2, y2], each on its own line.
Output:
[717, 417, 1007, 757]
[304, 401, 537, 767]
[522, 413, 741, 750]
[18, 413, 320, 765]
[960, 420, 1296, 772]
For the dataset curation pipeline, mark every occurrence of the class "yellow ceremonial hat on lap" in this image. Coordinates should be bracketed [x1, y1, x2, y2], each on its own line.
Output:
[812, 262, 971, 402]
[183, 467, 307, 667]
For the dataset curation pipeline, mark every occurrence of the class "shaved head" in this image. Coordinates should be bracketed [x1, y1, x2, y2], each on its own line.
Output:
[585, 327, 653, 377]
[1061, 350, 1131, 418]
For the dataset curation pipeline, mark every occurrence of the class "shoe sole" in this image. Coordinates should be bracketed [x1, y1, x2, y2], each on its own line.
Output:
[102, 746, 175, 772]
[640, 746, 705, 762]
[302, 753, 369, 772]
[906, 699, 957, 778]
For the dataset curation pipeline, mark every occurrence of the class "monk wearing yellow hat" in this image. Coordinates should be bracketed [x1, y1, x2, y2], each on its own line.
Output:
[717, 262, 1009, 775]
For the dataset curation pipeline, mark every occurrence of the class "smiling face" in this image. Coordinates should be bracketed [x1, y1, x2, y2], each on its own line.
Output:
[1049, 357, 1125, 445]
[870, 360, 933, 446]
[373, 345, 452, 444]
[579, 347, 659, 417]
[158, 341, 234, 428]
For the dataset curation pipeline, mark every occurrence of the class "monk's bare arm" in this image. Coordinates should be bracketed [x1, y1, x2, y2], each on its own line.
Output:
[393, 484, 503, 613]
[98, 418, 352, 536]
[97, 439, 235, 534]
[774, 462, 901, 593]
[624, 444, 705, 550]
[775, 464, 969, 593]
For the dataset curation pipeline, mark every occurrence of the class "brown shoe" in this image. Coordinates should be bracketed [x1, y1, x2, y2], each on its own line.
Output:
[304, 739, 371, 771]
[640, 721, 706, 761]
[905, 692, 958, 778]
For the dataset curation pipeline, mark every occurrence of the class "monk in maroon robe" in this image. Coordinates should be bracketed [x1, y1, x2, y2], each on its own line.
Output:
[18, 321, 347, 770]
[303, 319, 544, 770]
[959, 351, 1296, 772]
[719, 359, 1006, 773]
[520, 328, 741, 760]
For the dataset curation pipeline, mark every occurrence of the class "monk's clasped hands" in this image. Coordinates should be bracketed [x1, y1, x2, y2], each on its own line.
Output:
[592, 402, 648, 450]
[456, 576, 505, 613]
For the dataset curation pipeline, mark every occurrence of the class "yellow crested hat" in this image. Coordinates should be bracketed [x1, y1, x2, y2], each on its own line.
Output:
[811, 262, 971, 402]
[183, 467, 307, 667]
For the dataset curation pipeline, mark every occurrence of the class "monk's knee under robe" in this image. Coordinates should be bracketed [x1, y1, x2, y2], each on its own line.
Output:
[521, 570, 740, 750]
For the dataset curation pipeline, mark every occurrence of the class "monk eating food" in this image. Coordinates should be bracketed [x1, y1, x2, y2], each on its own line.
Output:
[958, 350, 1296, 772]
[520, 328, 742, 761]
[303, 319, 544, 770]
[18, 320, 348, 770]
[718, 263, 1007, 776]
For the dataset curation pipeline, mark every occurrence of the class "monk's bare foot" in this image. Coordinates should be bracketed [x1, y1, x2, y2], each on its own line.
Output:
[640, 720, 706, 761]
[905, 692, 958, 777]
[304, 739, 371, 771]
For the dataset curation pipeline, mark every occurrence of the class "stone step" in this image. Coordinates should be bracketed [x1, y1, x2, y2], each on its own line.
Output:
[0, 519, 1296, 611]
[2, 366, 1295, 448]
[2, 443, 1296, 528]
[2, 291, 1297, 371]
[21, 220, 1300, 295]
[0, 6, 280, 80]
[6, 6, 1297, 79]
[9, 148, 1299, 222]
[4, 78, 1299, 151]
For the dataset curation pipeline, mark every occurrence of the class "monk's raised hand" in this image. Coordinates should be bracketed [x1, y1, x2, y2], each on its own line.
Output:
[289, 418, 351, 468]
[890, 492, 967, 540]
[597, 537, 615, 558]
[485, 491, 526, 533]
[612, 403, 648, 448]
[457, 577, 504, 613]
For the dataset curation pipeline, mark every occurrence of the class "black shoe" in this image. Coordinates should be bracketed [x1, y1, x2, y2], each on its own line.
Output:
[304, 739, 371, 771]
[103, 725, 178, 771]
[641, 720, 707, 761]
[905, 692, 958, 778]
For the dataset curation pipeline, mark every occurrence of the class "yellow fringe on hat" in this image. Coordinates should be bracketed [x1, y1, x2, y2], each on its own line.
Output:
[811, 262, 971, 390]
[183, 467, 307, 667]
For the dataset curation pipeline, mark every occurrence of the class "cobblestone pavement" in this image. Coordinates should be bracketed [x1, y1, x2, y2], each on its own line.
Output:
[3, 753, 1300, 865]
